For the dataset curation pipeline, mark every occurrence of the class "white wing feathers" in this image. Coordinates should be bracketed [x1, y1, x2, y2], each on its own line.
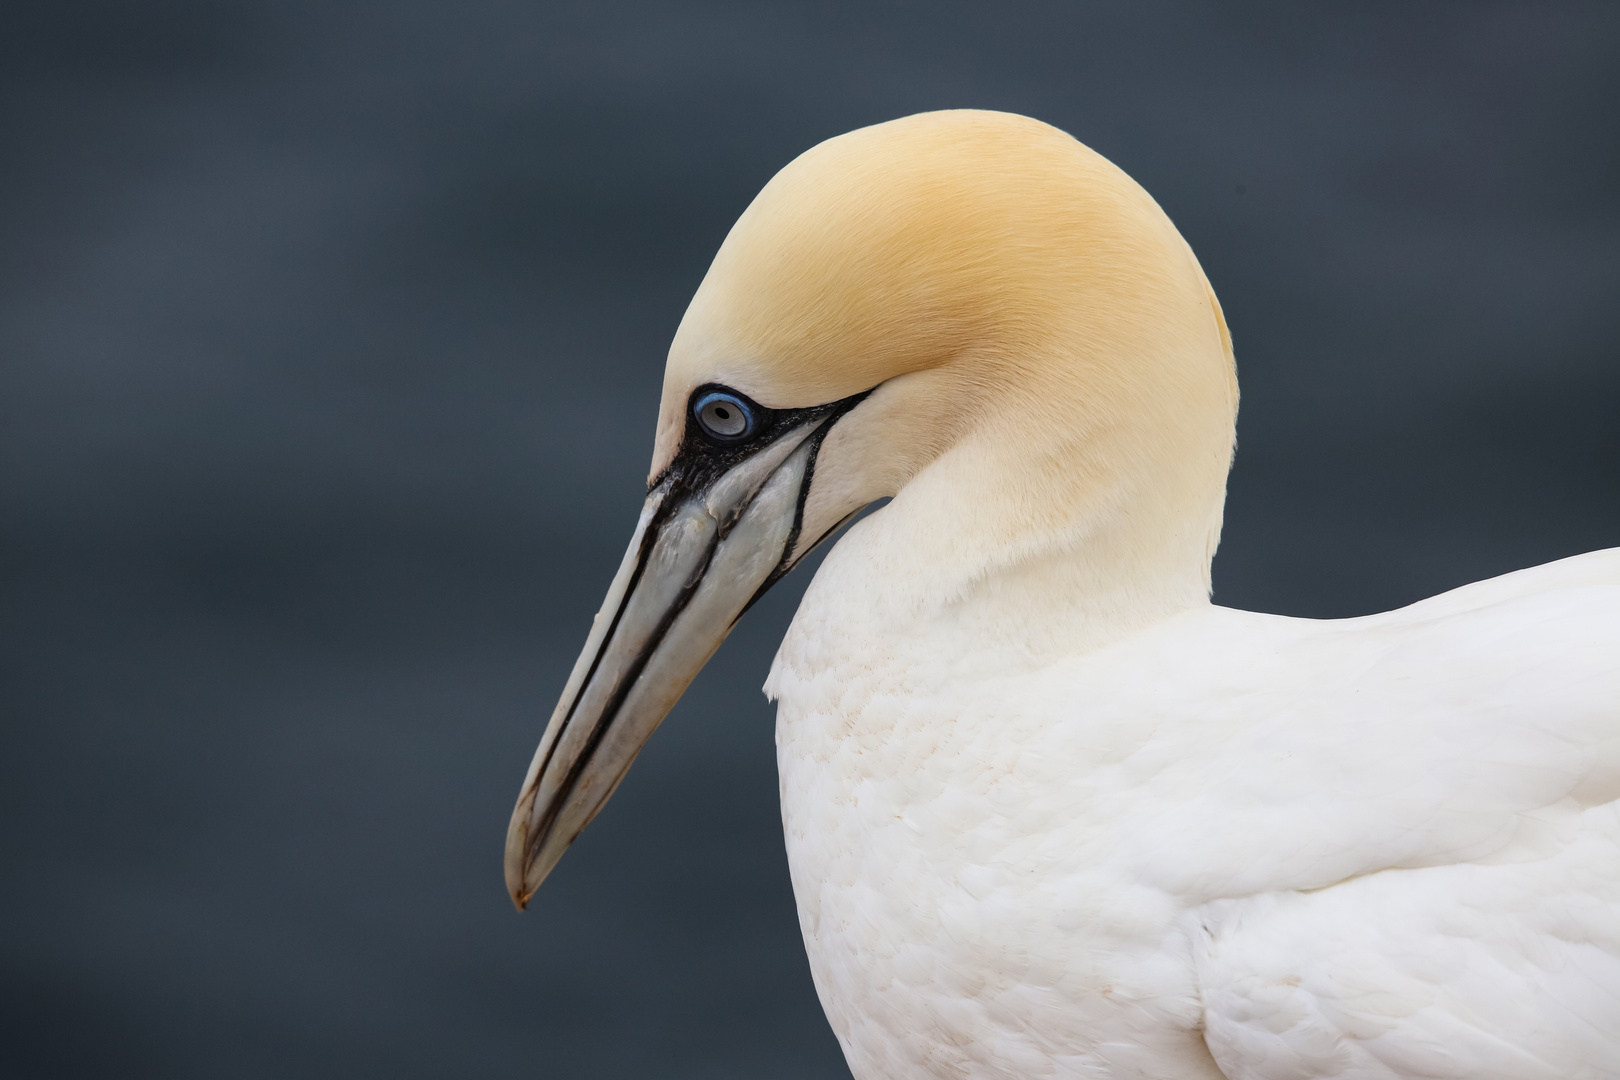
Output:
[1196, 809, 1620, 1079]
[1188, 550, 1620, 1079]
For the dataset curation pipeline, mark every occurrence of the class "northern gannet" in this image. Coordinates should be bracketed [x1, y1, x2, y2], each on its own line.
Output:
[504, 110, 1620, 1079]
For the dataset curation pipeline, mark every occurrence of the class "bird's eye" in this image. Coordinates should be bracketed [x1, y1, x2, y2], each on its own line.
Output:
[692, 389, 758, 443]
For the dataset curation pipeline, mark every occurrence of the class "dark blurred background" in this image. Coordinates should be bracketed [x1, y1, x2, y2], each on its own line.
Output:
[2, 2, 1616, 1077]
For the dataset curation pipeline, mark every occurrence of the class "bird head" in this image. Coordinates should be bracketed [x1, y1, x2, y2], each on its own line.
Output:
[505, 109, 1236, 909]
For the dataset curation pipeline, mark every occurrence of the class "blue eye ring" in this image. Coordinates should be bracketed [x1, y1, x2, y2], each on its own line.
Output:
[691, 387, 760, 444]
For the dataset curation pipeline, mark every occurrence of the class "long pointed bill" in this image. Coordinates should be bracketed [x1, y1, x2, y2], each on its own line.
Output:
[504, 396, 864, 909]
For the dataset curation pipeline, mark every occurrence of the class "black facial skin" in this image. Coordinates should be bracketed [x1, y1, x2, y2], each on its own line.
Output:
[653, 383, 871, 506]
[643, 384, 874, 595]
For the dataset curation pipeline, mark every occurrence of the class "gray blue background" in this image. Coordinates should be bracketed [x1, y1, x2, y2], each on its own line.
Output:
[4, 2, 1618, 1076]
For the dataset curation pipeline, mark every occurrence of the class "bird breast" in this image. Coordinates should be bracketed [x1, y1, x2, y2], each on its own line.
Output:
[770, 593, 1231, 1078]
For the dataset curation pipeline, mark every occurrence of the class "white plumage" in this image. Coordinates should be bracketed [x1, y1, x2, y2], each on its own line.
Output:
[772, 548, 1620, 1078]
[507, 109, 1620, 1079]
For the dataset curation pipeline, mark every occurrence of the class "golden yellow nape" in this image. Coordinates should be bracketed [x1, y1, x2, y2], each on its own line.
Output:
[507, 109, 1620, 1080]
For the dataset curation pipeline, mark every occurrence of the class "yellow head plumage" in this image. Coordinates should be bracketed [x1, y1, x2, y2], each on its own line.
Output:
[658, 109, 1236, 609]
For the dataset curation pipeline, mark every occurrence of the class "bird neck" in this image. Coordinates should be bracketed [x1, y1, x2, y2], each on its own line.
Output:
[781, 410, 1230, 680]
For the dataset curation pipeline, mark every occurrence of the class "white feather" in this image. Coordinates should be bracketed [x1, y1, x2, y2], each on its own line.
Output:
[771, 549, 1620, 1079]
